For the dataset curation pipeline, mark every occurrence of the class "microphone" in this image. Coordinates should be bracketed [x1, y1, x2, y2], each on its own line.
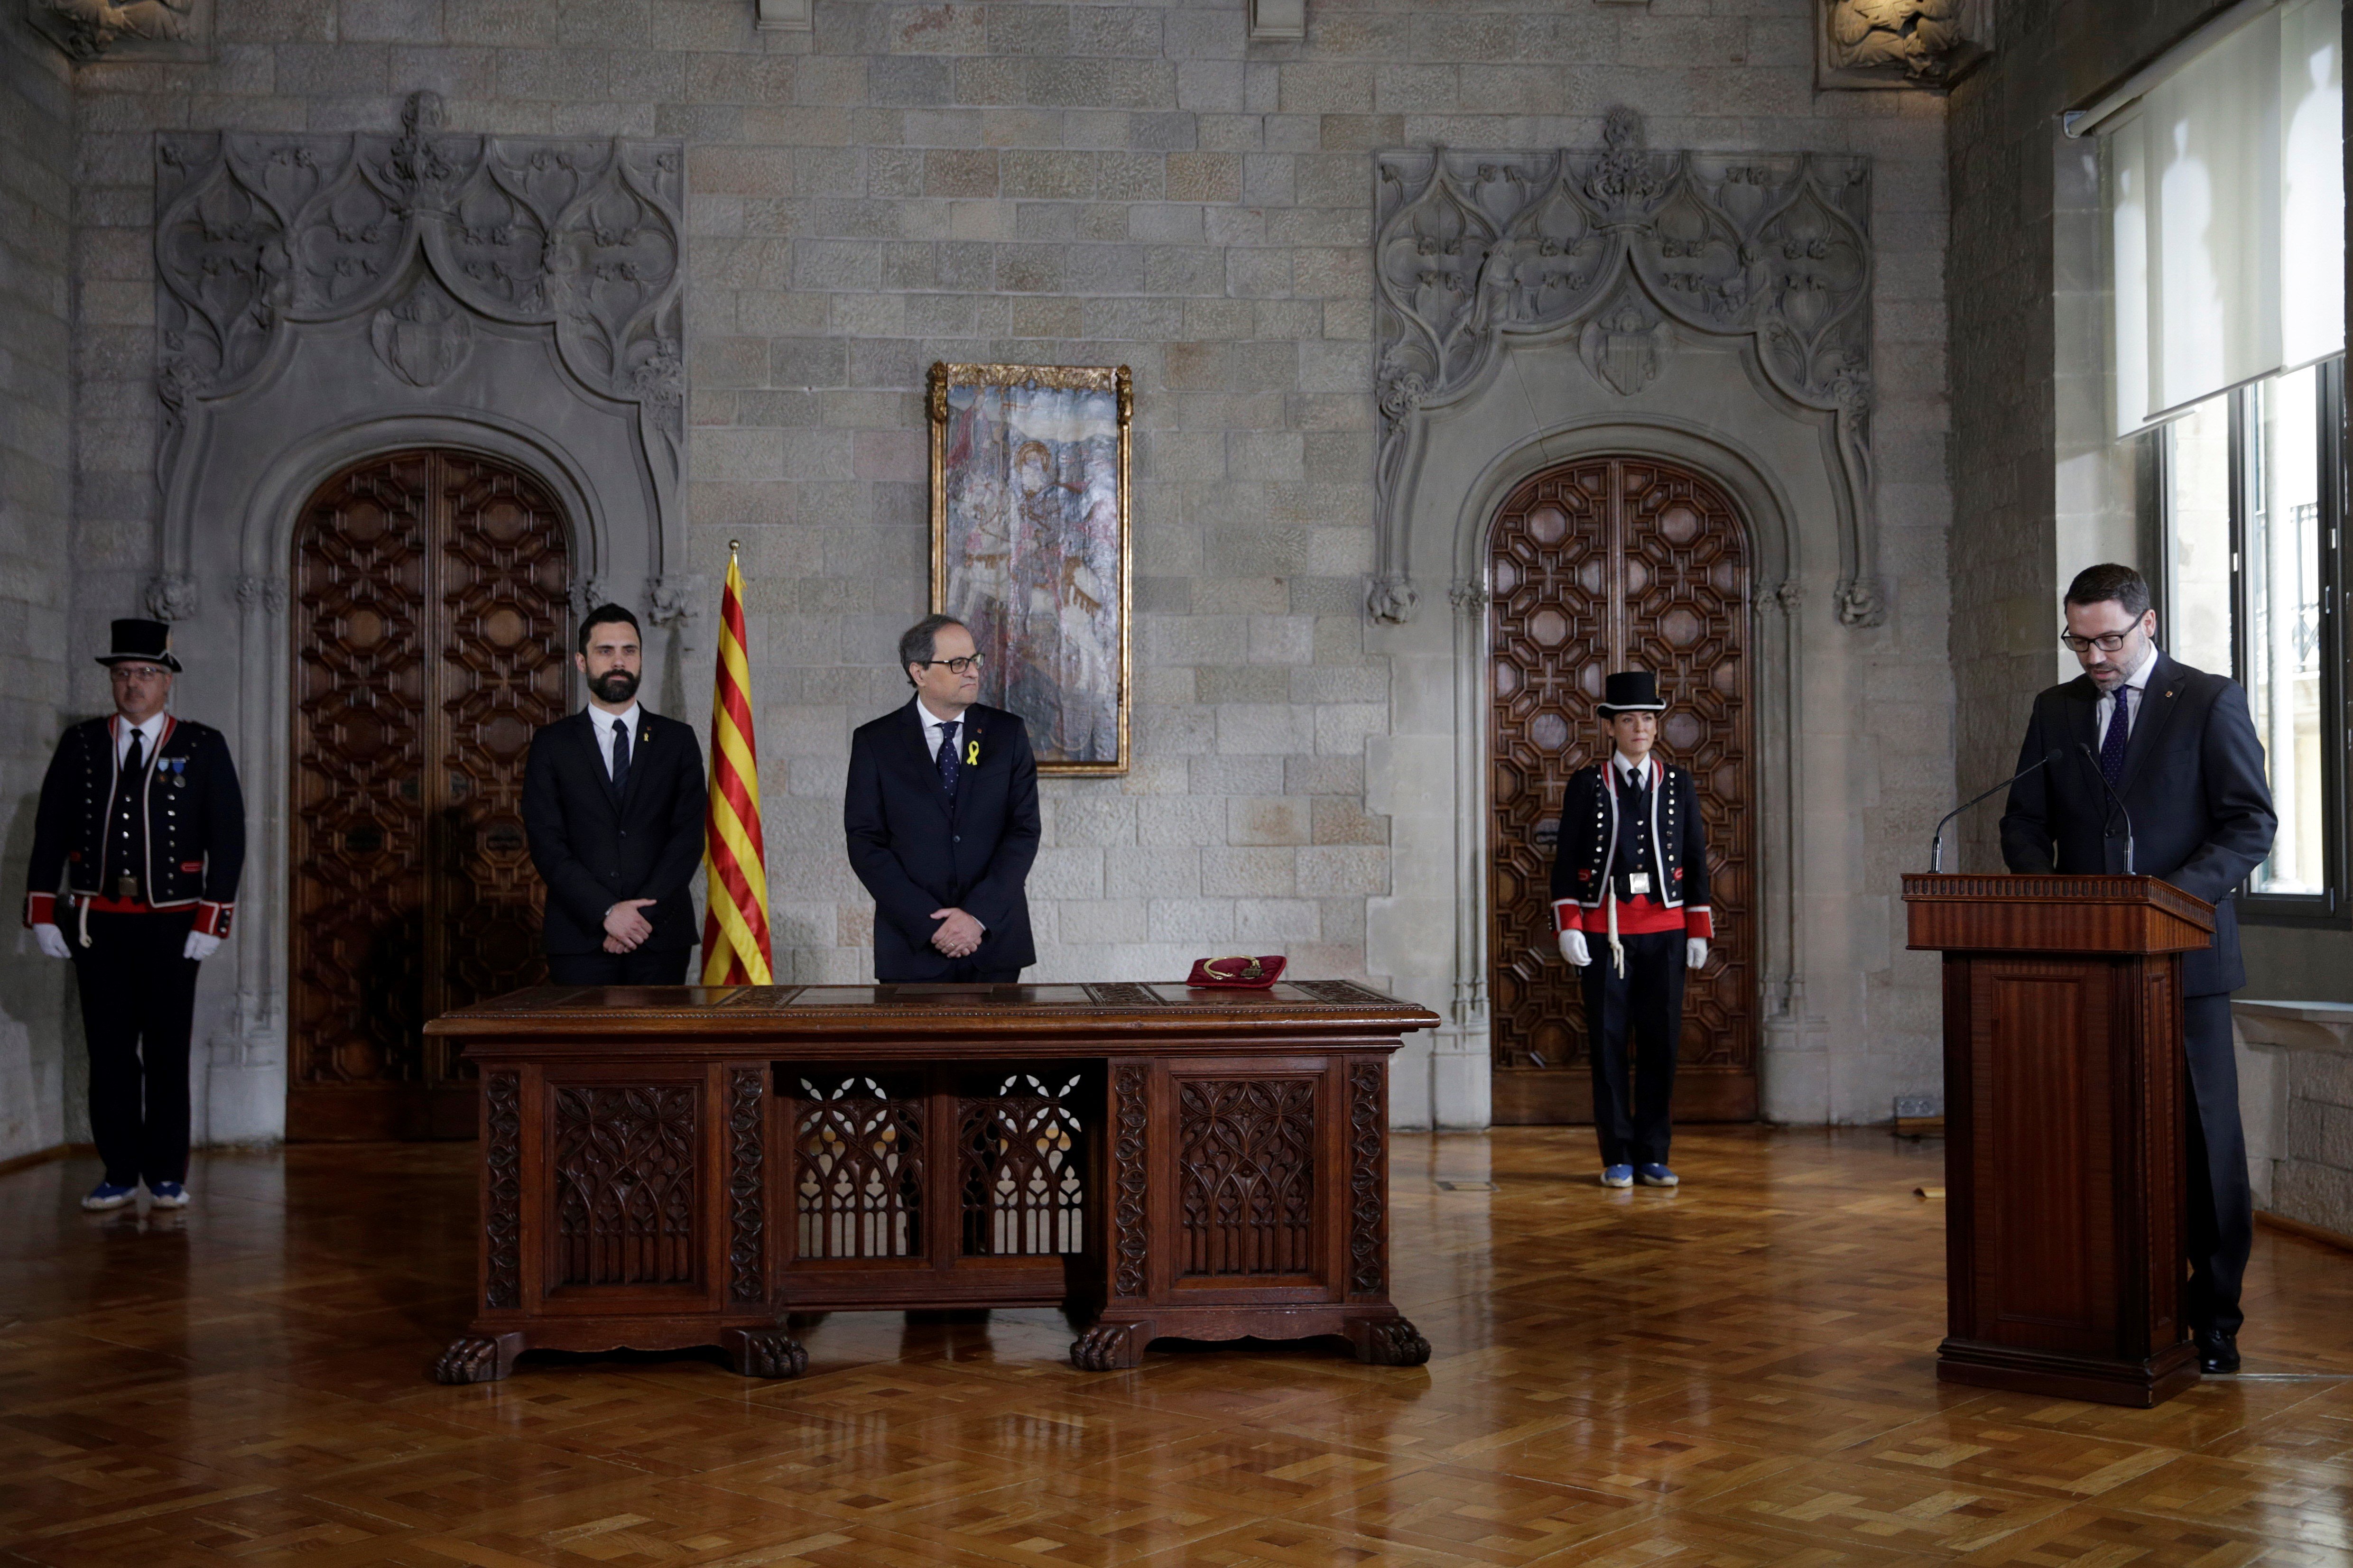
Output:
[2076, 742, 2137, 875]
[1928, 748, 2063, 872]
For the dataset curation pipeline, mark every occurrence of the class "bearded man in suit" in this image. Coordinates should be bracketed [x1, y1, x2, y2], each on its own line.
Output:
[522, 603, 707, 985]
[844, 614, 1041, 982]
[1999, 562, 2277, 1375]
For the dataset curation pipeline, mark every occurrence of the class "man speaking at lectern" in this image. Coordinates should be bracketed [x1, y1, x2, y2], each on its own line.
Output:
[1999, 563, 2275, 1374]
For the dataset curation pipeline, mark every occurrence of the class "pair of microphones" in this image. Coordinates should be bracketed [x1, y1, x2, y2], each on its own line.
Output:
[1927, 745, 2134, 873]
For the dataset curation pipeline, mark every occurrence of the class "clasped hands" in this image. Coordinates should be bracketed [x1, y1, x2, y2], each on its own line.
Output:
[603, 898, 658, 953]
[930, 907, 984, 959]
[1558, 929, 1707, 970]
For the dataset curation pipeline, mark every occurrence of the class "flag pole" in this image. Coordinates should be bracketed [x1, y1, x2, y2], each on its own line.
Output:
[700, 539, 774, 985]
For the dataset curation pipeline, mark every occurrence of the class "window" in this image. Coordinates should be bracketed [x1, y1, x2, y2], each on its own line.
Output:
[2158, 360, 2348, 921]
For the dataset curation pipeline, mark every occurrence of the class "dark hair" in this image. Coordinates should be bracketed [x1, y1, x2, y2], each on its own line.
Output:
[2063, 563, 2151, 620]
[578, 603, 642, 655]
[899, 613, 965, 685]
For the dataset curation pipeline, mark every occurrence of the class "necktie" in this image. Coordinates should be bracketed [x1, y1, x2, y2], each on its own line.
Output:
[2100, 688, 2131, 786]
[123, 729, 145, 779]
[610, 717, 631, 796]
[936, 719, 960, 798]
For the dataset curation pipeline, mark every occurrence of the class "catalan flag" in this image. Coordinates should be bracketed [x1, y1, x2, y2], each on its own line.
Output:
[700, 542, 773, 985]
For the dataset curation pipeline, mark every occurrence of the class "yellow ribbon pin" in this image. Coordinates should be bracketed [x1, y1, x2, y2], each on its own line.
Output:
[965, 739, 980, 765]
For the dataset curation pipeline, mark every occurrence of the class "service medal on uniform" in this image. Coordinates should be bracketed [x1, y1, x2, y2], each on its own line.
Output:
[23, 619, 245, 1210]
[1547, 670, 1711, 1188]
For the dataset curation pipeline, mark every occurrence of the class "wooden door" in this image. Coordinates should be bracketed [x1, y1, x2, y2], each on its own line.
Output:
[289, 450, 573, 1141]
[1488, 457, 1754, 1125]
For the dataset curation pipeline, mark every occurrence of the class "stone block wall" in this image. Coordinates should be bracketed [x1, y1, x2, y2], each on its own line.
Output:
[51, 0, 1958, 1129]
[2235, 1002, 2353, 1239]
[0, 8, 77, 1161]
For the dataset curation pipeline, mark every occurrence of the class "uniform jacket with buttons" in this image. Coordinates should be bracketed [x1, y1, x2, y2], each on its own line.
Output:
[24, 714, 245, 936]
[844, 699, 1040, 979]
[1547, 756, 1713, 940]
[522, 707, 707, 955]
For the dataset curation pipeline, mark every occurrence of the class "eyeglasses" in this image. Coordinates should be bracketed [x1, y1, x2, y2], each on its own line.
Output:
[2058, 628, 2137, 654]
[916, 655, 984, 675]
[109, 664, 168, 681]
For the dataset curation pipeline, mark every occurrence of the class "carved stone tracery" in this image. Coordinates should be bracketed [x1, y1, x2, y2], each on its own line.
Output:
[1371, 110, 1884, 627]
[154, 92, 684, 525]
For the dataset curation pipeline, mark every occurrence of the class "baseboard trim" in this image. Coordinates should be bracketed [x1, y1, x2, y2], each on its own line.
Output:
[2258, 1207, 2353, 1254]
[0, 1141, 96, 1178]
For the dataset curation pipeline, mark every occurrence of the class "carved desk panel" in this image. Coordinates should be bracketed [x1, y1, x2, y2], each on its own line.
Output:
[426, 982, 1441, 1382]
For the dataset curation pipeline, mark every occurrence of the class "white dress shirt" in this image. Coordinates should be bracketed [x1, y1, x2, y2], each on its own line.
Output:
[916, 697, 967, 763]
[2094, 643, 2158, 750]
[115, 712, 164, 770]
[590, 701, 642, 781]
[1611, 751, 1657, 789]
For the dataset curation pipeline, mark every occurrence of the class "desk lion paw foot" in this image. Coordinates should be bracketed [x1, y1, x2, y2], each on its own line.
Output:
[1070, 1322, 1145, 1371]
[724, 1328, 808, 1379]
[1350, 1317, 1430, 1366]
[434, 1333, 521, 1384]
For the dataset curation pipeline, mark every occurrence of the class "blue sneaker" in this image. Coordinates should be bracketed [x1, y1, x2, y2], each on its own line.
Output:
[1636, 1163, 1679, 1188]
[148, 1181, 189, 1209]
[1601, 1164, 1633, 1189]
[81, 1181, 137, 1211]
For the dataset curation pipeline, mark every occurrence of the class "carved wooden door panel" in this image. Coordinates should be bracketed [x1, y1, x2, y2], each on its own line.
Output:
[1488, 457, 1753, 1125]
[290, 450, 572, 1141]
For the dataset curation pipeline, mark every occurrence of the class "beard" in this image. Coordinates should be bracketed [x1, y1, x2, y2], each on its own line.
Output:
[590, 667, 639, 705]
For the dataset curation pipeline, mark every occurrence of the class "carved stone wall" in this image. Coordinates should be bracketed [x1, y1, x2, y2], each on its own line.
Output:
[1371, 113, 1886, 632]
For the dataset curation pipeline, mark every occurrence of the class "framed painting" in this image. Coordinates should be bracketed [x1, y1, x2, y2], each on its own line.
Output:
[928, 361, 1133, 775]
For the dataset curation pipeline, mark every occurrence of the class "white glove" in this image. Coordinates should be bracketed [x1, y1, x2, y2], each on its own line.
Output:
[1558, 929, 1591, 967]
[1686, 938, 1708, 969]
[33, 923, 69, 959]
[183, 931, 222, 962]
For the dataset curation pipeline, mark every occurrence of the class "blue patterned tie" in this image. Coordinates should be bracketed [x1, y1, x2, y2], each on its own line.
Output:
[609, 716, 630, 798]
[936, 719, 959, 798]
[2100, 688, 2131, 786]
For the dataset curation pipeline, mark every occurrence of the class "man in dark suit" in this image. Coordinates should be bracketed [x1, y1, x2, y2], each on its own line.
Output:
[2000, 563, 2276, 1374]
[844, 613, 1040, 982]
[522, 603, 707, 985]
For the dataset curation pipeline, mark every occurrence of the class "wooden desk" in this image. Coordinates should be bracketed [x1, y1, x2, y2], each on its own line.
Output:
[425, 980, 1443, 1382]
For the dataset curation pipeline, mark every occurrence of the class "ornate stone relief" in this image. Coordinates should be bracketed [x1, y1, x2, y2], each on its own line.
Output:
[28, 0, 208, 61]
[1371, 109, 1885, 627]
[154, 91, 685, 507]
[1817, 0, 1992, 89]
[144, 571, 199, 622]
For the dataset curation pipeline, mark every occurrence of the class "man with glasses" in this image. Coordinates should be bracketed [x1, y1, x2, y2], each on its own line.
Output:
[844, 614, 1040, 982]
[1999, 563, 2276, 1374]
[23, 618, 244, 1212]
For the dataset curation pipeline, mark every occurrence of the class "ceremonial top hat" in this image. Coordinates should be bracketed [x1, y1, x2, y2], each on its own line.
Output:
[95, 618, 182, 673]
[1596, 669, 1664, 716]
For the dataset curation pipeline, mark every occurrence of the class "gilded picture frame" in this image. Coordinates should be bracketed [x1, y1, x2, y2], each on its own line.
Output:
[928, 361, 1133, 775]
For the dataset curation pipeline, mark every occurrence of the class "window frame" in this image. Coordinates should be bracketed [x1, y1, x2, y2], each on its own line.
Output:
[2220, 358, 2349, 927]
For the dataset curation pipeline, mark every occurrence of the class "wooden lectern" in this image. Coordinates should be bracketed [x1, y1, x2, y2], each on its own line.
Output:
[1903, 874, 2216, 1408]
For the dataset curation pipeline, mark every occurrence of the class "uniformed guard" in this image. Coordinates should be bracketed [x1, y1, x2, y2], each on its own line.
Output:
[24, 618, 244, 1211]
[1548, 669, 1711, 1190]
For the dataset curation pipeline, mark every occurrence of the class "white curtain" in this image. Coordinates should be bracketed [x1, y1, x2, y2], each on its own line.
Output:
[2107, 0, 2344, 434]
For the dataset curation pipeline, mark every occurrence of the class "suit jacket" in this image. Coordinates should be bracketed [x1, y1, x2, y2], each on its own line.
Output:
[23, 714, 244, 937]
[522, 708, 707, 955]
[844, 699, 1041, 979]
[1999, 652, 2276, 996]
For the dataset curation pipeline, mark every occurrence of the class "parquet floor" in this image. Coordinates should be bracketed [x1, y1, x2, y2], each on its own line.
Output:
[4, 1127, 2350, 1566]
